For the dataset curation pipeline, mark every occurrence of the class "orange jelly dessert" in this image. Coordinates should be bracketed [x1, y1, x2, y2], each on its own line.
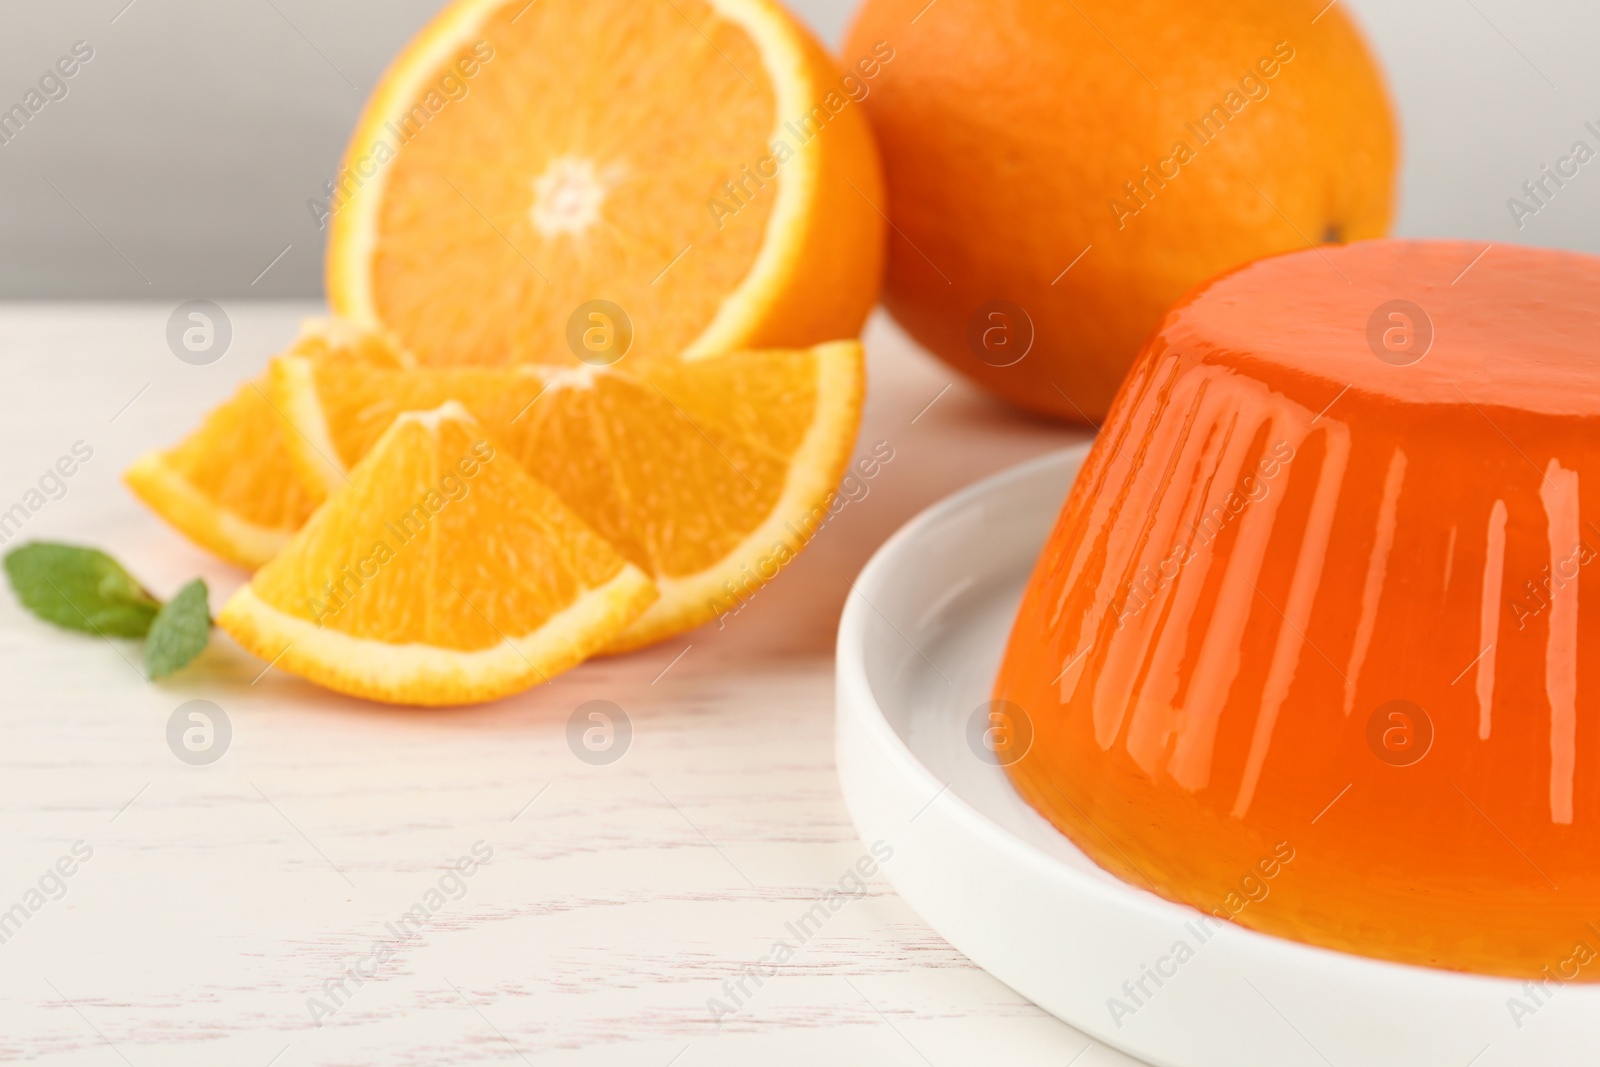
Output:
[995, 239, 1600, 979]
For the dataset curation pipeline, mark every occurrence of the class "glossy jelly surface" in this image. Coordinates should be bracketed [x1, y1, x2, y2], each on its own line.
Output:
[994, 240, 1600, 979]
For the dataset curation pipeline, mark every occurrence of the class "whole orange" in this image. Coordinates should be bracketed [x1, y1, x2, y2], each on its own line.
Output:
[844, 0, 1398, 421]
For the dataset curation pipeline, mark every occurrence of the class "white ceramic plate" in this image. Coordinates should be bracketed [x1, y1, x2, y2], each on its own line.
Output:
[835, 445, 1600, 1067]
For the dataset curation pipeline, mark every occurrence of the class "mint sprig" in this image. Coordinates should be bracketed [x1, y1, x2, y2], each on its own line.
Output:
[145, 578, 212, 679]
[3, 542, 212, 679]
[4, 543, 160, 637]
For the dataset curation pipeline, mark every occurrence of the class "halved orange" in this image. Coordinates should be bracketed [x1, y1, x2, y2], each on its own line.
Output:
[326, 0, 884, 367]
[270, 335, 865, 650]
[218, 402, 655, 706]
[123, 377, 319, 569]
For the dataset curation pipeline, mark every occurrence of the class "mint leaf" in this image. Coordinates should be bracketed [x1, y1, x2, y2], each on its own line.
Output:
[4, 542, 161, 638]
[145, 578, 211, 679]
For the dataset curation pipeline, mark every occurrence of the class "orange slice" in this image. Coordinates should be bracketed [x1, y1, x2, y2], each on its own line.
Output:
[123, 377, 318, 569]
[270, 335, 864, 651]
[325, 0, 884, 367]
[217, 403, 655, 706]
[123, 321, 405, 569]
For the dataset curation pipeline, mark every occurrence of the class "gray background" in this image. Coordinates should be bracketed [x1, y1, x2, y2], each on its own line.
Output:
[1, 0, 1596, 298]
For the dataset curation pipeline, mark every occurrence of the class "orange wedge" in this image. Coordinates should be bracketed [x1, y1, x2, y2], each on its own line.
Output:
[325, 0, 884, 367]
[270, 335, 865, 651]
[218, 403, 655, 706]
[123, 321, 404, 569]
[123, 377, 319, 569]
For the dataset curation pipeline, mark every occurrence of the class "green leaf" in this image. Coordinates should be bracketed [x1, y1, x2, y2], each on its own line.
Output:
[3, 542, 162, 638]
[145, 578, 212, 679]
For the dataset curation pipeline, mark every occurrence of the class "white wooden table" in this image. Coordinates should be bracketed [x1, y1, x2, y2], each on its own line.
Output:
[0, 303, 1146, 1067]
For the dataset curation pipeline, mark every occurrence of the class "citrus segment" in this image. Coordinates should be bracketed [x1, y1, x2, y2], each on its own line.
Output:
[327, 0, 884, 367]
[271, 339, 865, 650]
[218, 402, 656, 706]
[123, 377, 318, 569]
